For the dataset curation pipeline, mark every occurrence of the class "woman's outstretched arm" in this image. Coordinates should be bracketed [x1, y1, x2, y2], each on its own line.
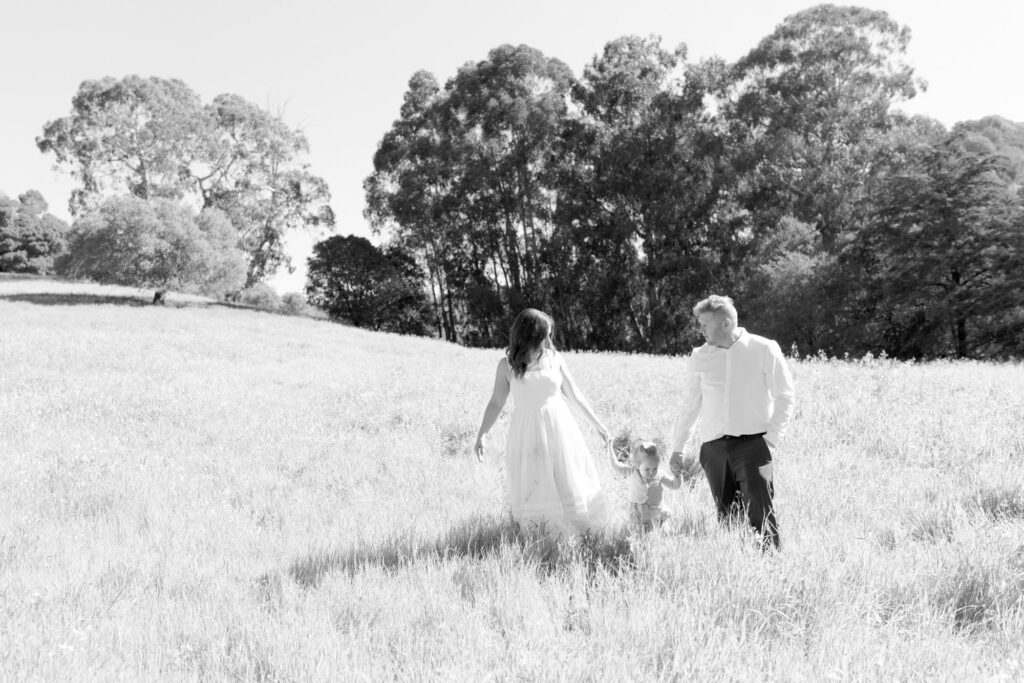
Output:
[607, 444, 633, 476]
[558, 356, 610, 443]
[474, 358, 511, 461]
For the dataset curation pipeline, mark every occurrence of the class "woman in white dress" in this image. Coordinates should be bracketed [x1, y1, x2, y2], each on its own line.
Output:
[474, 309, 610, 535]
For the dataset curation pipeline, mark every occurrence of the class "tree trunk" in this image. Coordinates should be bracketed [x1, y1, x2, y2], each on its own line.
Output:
[427, 268, 444, 338]
[502, 209, 522, 294]
[444, 281, 458, 343]
[954, 316, 968, 358]
[427, 245, 455, 342]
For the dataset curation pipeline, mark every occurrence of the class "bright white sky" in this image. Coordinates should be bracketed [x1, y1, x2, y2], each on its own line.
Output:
[2, 0, 1022, 294]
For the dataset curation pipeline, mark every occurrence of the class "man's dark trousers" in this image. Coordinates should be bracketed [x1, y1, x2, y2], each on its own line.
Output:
[699, 433, 780, 550]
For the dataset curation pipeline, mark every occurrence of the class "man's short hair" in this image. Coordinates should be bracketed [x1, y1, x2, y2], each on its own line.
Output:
[693, 294, 738, 323]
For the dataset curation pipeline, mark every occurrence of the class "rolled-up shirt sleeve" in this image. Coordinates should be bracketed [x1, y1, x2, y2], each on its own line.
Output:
[764, 341, 795, 447]
[671, 356, 702, 452]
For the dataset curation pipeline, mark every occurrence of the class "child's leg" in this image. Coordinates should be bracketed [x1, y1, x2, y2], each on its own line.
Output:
[629, 504, 642, 531]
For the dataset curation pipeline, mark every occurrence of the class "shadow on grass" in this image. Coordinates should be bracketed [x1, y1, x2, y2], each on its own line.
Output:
[0, 291, 266, 312]
[286, 514, 636, 590]
[0, 272, 47, 282]
[0, 290, 328, 320]
[0, 292, 155, 307]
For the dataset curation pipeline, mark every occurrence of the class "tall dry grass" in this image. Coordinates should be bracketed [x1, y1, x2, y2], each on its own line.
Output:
[2, 279, 1023, 681]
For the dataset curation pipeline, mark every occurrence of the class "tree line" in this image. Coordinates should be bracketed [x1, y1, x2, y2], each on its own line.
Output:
[349, 4, 1024, 359]
[3, 4, 1021, 359]
[2, 75, 333, 301]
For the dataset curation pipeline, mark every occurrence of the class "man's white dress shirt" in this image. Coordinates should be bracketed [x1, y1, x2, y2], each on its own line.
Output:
[671, 328, 795, 452]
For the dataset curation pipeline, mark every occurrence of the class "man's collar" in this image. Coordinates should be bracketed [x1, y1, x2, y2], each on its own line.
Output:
[702, 327, 747, 350]
[725, 327, 748, 349]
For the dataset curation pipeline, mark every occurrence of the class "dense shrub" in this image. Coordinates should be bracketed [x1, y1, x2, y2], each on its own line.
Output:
[0, 190, 69, 275]
[60, 196, 246, 298]
[280, 292, 309, 316]
[237, 283, 282, 310]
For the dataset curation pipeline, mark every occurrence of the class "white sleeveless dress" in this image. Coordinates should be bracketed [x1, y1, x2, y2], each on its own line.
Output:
[505, 352, 609, 535]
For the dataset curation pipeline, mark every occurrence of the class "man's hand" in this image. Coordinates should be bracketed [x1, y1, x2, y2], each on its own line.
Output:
[473, 435, 485, 462]
[669, 451, 701, 483]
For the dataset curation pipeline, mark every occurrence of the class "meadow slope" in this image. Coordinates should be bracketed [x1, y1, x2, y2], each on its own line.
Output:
[2, 279, 1023, 681]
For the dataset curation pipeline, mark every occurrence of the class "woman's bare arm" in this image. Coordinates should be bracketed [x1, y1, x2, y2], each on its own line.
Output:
[607, 444, 633, 476]
[558, 356, 610, 442]
[474, 358, 511, 461]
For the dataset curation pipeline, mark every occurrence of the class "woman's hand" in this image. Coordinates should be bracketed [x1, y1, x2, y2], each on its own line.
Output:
[473, 435, 485, 462]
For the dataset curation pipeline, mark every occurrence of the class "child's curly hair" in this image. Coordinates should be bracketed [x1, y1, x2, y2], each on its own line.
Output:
[611, 430, 666, 466]
[632, 440, 660, 465]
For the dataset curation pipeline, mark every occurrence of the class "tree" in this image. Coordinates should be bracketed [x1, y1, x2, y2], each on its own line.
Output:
[359, 22, 1024, 358]
[305, 235, 432, 334]
[441, 44, 577, 311]
[59, 196, 247, 299]
[366, 45, 580, 346]
[953, 116, 1024, 192]
[557, 36, 738, 352]
[38, 76, 334, 286]
[199, 94, 335, 287]
[854, 135, 1024, 357]
[727, 4, 923, 247]
[0, 190, 69, 274]
[365, 70, 466, 342]
[740, 216, 834, 354]
[37, 76, 207, 215]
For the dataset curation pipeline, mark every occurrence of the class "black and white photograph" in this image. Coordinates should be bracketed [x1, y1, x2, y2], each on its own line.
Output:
[2, 0, 1023, 679]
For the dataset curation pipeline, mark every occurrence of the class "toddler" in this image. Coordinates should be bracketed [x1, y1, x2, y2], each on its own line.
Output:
[608, 440, 681, 532]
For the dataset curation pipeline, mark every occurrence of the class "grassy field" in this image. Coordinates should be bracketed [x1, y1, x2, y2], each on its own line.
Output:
[2, 278, 1023, 681]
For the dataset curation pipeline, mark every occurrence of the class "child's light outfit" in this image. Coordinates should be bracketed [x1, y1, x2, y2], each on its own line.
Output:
[626, 470, 680, 530]
[609, 447, 681, 531]
[505, 351, 608, 535]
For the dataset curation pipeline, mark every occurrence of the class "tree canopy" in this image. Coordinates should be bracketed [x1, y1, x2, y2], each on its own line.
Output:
[30, 6, 1023, 359]
[38, 76, 334, 287]
[0, 190, 69, 275]
[59, 196, 247, 297]
[305, 235, 432, 334]
[360, 4, 1024, 359]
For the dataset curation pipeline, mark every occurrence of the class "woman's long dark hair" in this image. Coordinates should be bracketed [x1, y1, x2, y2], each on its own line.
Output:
[506, 309, 555, 379]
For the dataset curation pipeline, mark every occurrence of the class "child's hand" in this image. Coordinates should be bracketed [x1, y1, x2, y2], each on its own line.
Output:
[670, 451, 700, 482]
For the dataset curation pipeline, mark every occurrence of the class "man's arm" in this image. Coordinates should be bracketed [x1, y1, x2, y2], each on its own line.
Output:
[670, 356, 702, 454]
[764, 341, 795, 447]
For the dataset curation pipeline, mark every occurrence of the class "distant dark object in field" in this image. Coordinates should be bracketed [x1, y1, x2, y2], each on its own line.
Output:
[152, 291, 166, 305]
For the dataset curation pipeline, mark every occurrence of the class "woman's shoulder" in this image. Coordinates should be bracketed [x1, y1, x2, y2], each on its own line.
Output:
[495, 355, 512, 379]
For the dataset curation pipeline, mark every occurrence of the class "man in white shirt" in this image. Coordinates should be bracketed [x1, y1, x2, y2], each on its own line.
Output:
[669, 295, 795, 550]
